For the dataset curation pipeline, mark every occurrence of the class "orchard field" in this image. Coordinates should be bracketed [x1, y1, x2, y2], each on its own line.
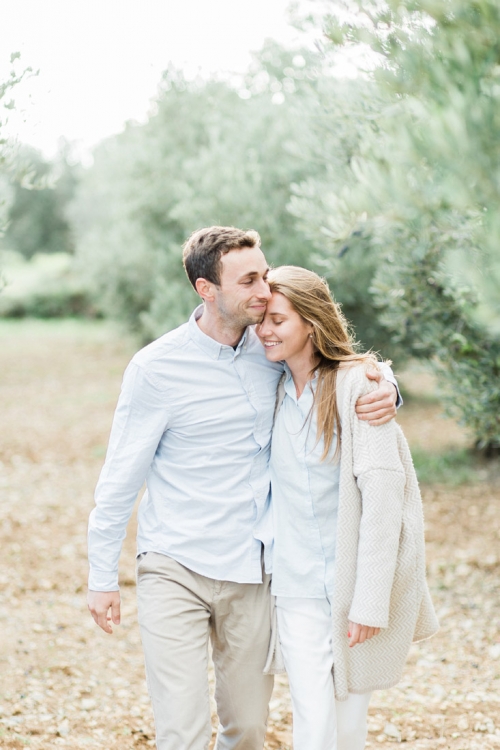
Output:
[0, 320, 499, 750]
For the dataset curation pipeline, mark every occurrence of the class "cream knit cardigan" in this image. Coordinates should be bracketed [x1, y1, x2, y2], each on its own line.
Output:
[264, 364, 439, 700]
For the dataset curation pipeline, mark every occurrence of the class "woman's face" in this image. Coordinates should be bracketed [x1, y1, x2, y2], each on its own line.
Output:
[257, 291, 314, 365]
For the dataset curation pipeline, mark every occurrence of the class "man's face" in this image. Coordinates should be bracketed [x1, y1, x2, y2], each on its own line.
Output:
[213, 246, 271, 328]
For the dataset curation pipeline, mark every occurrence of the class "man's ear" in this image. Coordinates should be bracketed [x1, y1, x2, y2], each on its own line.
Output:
[195, 278, 216, 301]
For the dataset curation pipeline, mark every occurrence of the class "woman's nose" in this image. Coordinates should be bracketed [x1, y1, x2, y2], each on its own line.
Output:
[258, 319, 270, 337]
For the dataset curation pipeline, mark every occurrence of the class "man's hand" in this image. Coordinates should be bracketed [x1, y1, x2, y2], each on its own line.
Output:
[348, 621, 380, 647]
[87, 590, 121, 634]
[355, 369, 397, 426]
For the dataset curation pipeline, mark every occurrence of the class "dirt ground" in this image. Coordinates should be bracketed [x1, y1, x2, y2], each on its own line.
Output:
[0, 319, 499, 750]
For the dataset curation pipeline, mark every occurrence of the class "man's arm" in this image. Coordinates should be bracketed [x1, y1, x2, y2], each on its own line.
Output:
[355, 365, 400, 426]
[87, 361, 169, 633]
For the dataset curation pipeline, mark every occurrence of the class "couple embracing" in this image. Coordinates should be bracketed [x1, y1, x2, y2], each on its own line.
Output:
[88, 226, 438, 750]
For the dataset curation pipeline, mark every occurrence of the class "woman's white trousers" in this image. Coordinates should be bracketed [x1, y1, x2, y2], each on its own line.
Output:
[276, 596, 372, 750]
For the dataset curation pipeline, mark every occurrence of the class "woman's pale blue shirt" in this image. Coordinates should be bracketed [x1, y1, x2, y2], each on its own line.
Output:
[269, 366, 340, 598]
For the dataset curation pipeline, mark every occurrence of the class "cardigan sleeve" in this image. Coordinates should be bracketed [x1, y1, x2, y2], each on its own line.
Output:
[342, 368, 407, 629]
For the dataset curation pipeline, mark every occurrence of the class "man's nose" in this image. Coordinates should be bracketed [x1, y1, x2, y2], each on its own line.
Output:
[256, 278, 272, 300]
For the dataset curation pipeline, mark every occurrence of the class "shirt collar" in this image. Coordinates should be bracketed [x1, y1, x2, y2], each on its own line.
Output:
[188, 305, 248, 360]
[283, 362, 318, 401]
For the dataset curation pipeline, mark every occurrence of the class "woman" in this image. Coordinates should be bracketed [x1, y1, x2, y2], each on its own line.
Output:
[259, 266, 438, 750]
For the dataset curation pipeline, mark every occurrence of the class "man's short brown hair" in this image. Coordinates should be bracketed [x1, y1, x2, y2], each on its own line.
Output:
[182, 226, 261, 290]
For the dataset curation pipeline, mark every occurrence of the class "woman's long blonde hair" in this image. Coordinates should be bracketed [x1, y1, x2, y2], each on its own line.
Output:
[268, 265, 378, 460]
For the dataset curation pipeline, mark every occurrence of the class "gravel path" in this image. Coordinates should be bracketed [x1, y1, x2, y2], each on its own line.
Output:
[0, 320, 499, 749]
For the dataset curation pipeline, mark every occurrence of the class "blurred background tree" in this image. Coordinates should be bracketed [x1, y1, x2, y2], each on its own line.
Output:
[0, 53, 33, 244]
[2, 141, 77, 258]
[290, 0, 500, 451]
[0, 55, 91, 318]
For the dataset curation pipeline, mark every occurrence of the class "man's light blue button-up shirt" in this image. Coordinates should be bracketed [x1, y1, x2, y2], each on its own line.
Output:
[88, 306, 283, 591]
[269, 367, 340, 598]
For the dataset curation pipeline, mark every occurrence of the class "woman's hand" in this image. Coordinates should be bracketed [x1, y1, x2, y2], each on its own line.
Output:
[348, 621, 380, 647]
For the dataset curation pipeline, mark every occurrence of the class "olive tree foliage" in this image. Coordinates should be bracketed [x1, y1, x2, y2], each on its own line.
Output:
[0, 54, 38, 294]
[0, 54, 34, 240]
[290, 0, 500, 450]
[71, 45, 324, 341]
[1, 142, 78, 258]
[286, 75, 406, 358]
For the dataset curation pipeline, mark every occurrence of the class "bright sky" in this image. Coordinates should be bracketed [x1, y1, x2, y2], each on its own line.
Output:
[0, 0, 301, 160]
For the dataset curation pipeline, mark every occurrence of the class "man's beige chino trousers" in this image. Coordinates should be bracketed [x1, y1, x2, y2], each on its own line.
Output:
[137, 552, 274, 750]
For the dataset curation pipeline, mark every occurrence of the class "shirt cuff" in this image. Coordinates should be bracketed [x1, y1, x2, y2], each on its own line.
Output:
[380, 364, 403, 409]
[88, 567, 120, 592]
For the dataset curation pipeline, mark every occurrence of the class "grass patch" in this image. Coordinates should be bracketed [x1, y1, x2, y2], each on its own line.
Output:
[398, 389, 441, 407]
[412, 447, 481, 485]
[0, 316, 130, 344]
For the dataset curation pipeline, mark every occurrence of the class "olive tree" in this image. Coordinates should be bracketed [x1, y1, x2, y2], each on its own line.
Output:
[291, 0, 500, 450]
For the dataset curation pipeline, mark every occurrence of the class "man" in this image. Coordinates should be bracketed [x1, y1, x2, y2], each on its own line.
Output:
[88, 226, 399, 750]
